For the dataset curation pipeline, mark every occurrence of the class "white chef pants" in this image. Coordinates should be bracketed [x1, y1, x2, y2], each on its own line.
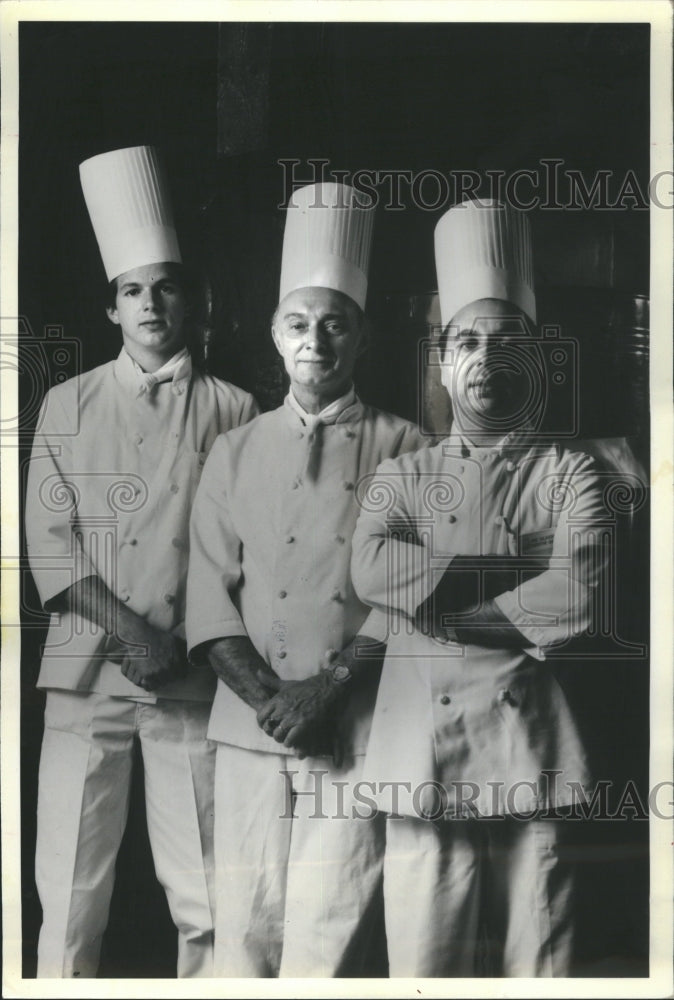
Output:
[35, 690, 216, 978]
[384, 814, 574, 977]
[213, 744, 385, 977]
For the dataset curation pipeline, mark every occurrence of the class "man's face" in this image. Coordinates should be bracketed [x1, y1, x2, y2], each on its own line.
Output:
[271, 286, 364, 401]
[106, 262, 187, 362]
[440, 298, 540, 436]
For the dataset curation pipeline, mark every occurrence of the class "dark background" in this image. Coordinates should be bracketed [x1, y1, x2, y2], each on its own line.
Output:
[19, 20, 650, 978]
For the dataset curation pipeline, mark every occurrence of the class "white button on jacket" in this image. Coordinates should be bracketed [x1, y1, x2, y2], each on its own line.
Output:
[350, 427, 610, 816]
[186, 394, 426, 754]
[26, 349, 259, 700]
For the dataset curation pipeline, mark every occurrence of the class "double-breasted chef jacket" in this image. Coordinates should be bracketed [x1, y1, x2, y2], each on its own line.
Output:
[186, 391, 425, 977]
[351, 426, 609, 819]
[26, 348, 259, 700]
[25, 347, 258, 979]
[187, 391, 426, 752]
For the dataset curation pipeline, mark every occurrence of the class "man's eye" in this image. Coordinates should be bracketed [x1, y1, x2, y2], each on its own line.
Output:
[458, 337, 478, 351]
[160, 283, 177, 294]
[288, 322, 305, 332]
[124, 288, 140, 296]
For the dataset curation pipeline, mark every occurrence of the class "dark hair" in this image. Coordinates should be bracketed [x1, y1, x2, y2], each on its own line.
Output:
[105, 261, 193, 310]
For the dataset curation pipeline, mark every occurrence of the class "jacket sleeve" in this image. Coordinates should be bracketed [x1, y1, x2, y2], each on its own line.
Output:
[352, 423, 434, 636]
[352, 456, 450, 621]
[353, 450, 610, 657]
[186, 434, 249, 658]
[494, 454, 608, 654]
[25, 389, 100, 609]
[175, 384, 260, 646]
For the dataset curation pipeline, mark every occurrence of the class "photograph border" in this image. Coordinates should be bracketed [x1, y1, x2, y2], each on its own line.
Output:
[2, 2, 672, 997]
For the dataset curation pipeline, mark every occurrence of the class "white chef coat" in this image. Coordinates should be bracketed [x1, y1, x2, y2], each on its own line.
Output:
[351, 426, 609, 817]
[186, 391, 426, 751]
[186, 388, 424, 977]
[26, 347, 259, 700]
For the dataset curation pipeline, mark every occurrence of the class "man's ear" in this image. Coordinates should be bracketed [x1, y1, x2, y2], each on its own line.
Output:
[106, 306, 120, 326]
[270, 322, 283, 356]
[438, 338, 456, 395]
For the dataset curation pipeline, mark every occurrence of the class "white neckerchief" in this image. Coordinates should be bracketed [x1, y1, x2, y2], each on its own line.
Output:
[287, 386, 358, 432]
[127, 347, 191, 398]
[287, 386, 358, 481]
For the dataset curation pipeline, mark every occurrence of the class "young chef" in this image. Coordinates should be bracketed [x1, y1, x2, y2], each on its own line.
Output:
[26, 145, 258, 977]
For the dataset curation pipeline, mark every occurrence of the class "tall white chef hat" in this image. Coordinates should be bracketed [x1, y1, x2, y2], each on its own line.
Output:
[279, 183, 375, 310]
[79, 145, 181, 282]
[434, 199, 536, 328]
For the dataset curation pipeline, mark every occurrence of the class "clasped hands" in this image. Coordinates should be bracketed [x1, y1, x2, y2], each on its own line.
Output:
[255, 666, 348, 763]
[105, 619, 188, 692]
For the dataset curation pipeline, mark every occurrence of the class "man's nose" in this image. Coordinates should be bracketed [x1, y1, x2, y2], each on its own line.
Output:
[142, 287, 161, 310]
[469, 343, 490, 369]
[304, 320, 328, 347]
[475, 340, 503, 366]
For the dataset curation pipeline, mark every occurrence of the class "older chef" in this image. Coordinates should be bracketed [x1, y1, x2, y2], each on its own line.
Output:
[351, 200, 609, 977]
[25, 146, 258, 978]
[186, 182, 425, 977]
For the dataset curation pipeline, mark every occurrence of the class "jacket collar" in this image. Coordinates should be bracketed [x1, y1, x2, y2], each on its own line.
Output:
[444, 423, 538, 463]
[284, 386, 364, 430]
[113, 347, 192, 396]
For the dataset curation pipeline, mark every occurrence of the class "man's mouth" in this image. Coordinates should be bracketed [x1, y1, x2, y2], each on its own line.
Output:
[468, 375, 511, 396]
[469, 380, 496, 394]
[141, 319, 166, 329]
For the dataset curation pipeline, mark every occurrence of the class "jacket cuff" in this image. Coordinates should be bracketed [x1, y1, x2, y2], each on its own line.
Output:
[187, 619, 249, 666]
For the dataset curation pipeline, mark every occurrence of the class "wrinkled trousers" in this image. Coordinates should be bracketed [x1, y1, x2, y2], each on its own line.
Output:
[213, 744, 385, 977]
[383, 814, 575, 977]
[36, 690, 216, 978]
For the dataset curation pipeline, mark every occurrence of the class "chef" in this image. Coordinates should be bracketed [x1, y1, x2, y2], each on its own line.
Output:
[25, 146, 258, 978]
[351, 199, 609, 977]
[186, 182, 425, 977]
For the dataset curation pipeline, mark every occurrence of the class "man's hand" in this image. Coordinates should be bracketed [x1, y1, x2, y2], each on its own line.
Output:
[113, 620, 188, 692]
[254, 635, 386, 762]
[50, 575, 188, 692]
[256, 672, 347, 759]
[198, 636, 282, 711]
